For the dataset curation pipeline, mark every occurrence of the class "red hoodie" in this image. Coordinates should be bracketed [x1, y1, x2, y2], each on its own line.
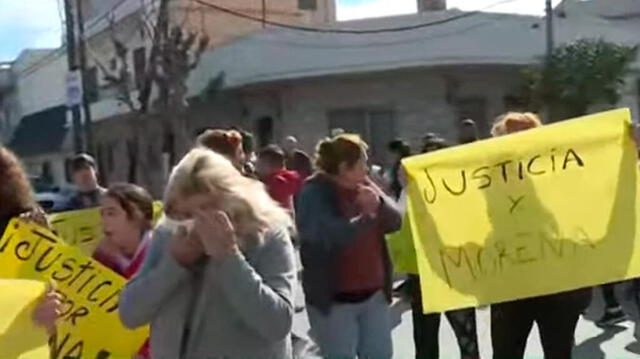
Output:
[93, 232, 152, 358]
[126, 233, 152, 358]
[264, 169, 302, 212]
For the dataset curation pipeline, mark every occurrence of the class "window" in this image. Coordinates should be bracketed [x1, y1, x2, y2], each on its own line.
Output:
[133, 47, 146, 90]
[41, 161, 53, 184]
[127, 138, 139, 183]
[96, 144, 107, 185]
[455, 97, 488, 138]
[107, 142, 115, 173]
[84, 67, 99, 103]
[162, 131, 176, 166]
[327, 108, 395, 163]
[256, 117, 274, 148]
[637, 78, 640, 118]
[162, 131, 175, 180]
[298, 0, 317, 10]
[65, 159, 72, 183]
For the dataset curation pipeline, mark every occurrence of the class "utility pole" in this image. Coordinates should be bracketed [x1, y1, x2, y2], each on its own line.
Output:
[262, 0, 267, 28]
[64, 0, 84, 153]
[76, 0, 94, 155]
[545, 0, 554, 61]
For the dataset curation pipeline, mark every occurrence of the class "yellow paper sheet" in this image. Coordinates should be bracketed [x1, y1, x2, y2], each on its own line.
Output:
[0, 279, 49, 359]
[403, 109, 640, 313]
[0, 220, 149, 359]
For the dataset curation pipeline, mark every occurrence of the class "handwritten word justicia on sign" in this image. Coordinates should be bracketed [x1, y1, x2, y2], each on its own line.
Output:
[420, 148, 585, 204]
[0, 220, 148, 359]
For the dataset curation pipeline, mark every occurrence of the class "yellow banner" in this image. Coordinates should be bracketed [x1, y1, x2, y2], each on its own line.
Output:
[404, 109, 640, 313]
[50, 208, 103, 255]
[0, 220, 148, 359]
[386, 192, 418, 274]
[0, 279, 50, 359]
[49, 202, 164, 255]
[386, 213, 418, 275]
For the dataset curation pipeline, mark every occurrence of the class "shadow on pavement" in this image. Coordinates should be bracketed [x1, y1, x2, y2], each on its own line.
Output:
[573, 325, 626, 359]
[625, 340, 640, 354]
[390, 299, 411, 329]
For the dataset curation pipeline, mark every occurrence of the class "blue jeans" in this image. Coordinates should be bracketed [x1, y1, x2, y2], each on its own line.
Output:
[307, 291, 392, 359]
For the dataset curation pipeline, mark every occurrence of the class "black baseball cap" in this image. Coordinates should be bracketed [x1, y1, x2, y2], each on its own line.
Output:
[71, 153, 97, 172]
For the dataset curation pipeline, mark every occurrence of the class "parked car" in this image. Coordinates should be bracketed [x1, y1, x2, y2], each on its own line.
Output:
[29, 176, 57, 193]
[35, 191, 73, 214]
[29, 176, 74, 213]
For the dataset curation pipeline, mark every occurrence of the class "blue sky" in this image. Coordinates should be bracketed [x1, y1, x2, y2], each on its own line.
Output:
[0, 0, 561, 62]
[0, 0, 63, 62]
[337, 0, 562, 20]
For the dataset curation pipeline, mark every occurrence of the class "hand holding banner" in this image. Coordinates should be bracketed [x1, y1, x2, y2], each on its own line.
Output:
[0, 220, 148, 359]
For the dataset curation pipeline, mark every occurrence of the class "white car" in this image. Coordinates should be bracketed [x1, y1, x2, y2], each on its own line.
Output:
[35, 191, 72, 213]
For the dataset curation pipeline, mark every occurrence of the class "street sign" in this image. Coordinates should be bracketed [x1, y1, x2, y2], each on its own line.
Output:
[66, 70, 83, 107]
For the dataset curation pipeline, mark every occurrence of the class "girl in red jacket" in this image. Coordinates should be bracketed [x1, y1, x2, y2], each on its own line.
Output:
[98, 183, 155, 358]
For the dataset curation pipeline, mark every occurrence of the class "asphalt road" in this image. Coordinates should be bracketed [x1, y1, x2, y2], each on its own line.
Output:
[292, 285, 640, 359]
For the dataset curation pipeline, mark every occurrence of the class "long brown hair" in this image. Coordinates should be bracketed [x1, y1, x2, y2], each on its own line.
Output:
[0, 146, 35, 219]
[106, 183, 154, 233]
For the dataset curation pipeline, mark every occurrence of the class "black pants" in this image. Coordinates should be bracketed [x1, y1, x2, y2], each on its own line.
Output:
[409, 275, 479, 359]
[602, 283, 621, 309]
[491, 289, 592, 359]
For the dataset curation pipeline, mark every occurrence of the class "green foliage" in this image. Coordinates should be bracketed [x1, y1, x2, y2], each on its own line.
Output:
[522, 38, 637, 118]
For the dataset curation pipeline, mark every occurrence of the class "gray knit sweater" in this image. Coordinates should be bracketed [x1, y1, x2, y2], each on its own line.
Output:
[119, 226, 296, 359]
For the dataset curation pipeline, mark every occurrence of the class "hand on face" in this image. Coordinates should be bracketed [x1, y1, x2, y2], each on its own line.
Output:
[33, 289, 62, 336]
[356, 184, 380, 218]
[194, 209, 239, 260]
[171, 225, 205, 267]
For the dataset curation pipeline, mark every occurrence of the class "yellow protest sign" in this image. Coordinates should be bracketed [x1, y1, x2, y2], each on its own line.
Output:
[386, 214, 418, 275]
[0, 220, 148, 359]
[386, 192, 418, 274]
[404, 109, 640, 313]
[0, 279, 49, 359]
[49, 202, 164, 255]
[50, 208, 103, 255]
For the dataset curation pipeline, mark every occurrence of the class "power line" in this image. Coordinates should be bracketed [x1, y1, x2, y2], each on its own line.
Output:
[20, 0, 132, 76]
[194, 0, 518, 34]
[20, 0, 520, 75]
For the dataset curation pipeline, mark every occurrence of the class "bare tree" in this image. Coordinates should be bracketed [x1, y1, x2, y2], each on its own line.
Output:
[95, 0, 209, 192]
[97, 0, 209, 146]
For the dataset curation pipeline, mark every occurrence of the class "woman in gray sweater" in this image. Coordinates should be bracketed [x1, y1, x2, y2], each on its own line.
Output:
[119, 148, 297, 359]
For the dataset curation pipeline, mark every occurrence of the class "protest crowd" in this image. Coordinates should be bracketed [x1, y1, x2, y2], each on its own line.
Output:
[2, 110, 640, 359]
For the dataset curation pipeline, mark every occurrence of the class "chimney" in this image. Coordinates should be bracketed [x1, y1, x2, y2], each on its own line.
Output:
[417, 0, 447, 12]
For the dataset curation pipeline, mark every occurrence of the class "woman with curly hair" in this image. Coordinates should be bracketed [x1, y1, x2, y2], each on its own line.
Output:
[0, 146, 61, 338]
[296, 134, 402, 359]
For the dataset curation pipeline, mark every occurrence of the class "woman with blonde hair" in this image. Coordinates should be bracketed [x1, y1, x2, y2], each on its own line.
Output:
[119, 148, 297, 359]
[489, 112, 592, 359]
[296, 134, 401, 359]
